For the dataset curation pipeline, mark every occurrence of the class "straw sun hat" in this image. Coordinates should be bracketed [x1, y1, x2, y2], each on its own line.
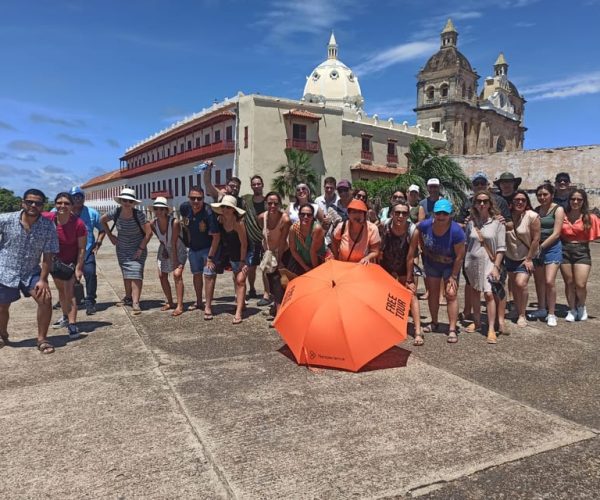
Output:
[210, 195, 246, 216]
[114, 187, 141, 204]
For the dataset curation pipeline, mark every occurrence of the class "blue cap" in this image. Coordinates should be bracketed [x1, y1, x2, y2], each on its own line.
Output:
[471, 171, 488, 182]
[433, 199, 453, 213]
[69, 186, 84, 196]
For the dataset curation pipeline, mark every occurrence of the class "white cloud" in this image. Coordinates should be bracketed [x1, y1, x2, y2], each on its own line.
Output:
[521, 71, 600, 101]
[257, 0, 357, 43]
[365, 98, 415, 120]
[57, 133, 94, 146]
[354, 41, 438, 76]
[8, 140, 71, 155]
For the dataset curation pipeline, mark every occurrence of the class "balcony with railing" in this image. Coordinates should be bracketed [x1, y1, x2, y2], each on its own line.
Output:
[121, 140, 235, 177]
[361, 150, 373, 162]
[285, 138, 319, 153]
[387, 154, 399, 165]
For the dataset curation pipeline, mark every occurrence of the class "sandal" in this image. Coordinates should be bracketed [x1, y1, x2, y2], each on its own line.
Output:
[447, 330, 458, 343]
[203, 312, 213, 321]
[465, 323, 480, 333]
[37, 340, 55, 354]
[132, 304, 142, 315]
[413, 334, 424, 346]
[188, 303, 202, 311]
[487, 331, 498, 344]
[422, 322, 439, 333]
[161, 303, 174, 311]
[171, 308, 183, 317]
[232, 316, 243, 325]
[116, 296, 132, 307]
[0, 333, 8, 348]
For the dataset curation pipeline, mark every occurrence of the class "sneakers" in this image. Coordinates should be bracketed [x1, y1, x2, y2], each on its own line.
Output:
[85, 303, 96, 316]
[546, 314, 558, 327]
[67, 324, 80, 340]
[577, 306, 588, 321]
[52, 316, 68, 329]
[52, 301, 61, 310]
[527, 308, 547, 320]
[565, 309, 577, 322]
[246, 288, 258, 300]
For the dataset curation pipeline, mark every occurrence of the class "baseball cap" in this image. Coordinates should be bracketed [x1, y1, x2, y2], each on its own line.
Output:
[471, 171, 488, 183]
[555, 172, 570, 182]
[427, 178, 440, 186]
[408, 184, 420, 193]
[347, 199, 368, 212]
[337, 179, 352, 189]
[433, 199, 453, 214]
[69, 186, 85, 196]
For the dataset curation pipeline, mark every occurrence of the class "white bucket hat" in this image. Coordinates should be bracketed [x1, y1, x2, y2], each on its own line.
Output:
[114, 187, 141, 204]
[152, 196, 170, 210]
[210, 195, 246, 217]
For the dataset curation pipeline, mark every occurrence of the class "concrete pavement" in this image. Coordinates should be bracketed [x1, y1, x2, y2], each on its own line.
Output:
[1, 240, 599, 499]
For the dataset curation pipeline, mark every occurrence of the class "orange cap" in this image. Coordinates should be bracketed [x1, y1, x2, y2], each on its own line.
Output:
[347, 199, 368, 212]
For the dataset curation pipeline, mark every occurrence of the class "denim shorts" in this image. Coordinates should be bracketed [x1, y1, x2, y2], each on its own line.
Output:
[246, 241, 263, 267]
[534, 240, 563, 266]
[0, 273, 41, 304]
[504, 257, 528, 274]
[188, 248, 216, 276]
[423, 262, 455, 281]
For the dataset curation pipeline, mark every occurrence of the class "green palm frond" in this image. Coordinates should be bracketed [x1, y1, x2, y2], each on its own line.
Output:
[271, 149, 319, 200]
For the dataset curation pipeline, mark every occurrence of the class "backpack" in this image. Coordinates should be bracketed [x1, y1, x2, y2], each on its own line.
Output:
[111, 206, 144, 235]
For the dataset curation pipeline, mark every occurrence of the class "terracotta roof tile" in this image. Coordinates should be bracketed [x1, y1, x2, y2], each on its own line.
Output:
[81, 169, 123, 188]
[283, 109, 322, 121]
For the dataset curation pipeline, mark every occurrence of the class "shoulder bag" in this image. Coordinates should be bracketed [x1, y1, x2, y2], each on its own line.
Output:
[259, 217, 278, 273]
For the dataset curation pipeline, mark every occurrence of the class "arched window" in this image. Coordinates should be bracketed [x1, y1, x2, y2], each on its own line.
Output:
[463, 123, 469, 154]
[496, 136, 506, 152]
[462, 83, 466, 99]
[440, 84, 449, 99]
[426, 86, 435, 101]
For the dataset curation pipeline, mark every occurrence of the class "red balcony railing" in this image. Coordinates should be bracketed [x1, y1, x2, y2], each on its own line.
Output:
[361, 150, 373, 161]
[387, 154, 398, 164]
[285, 139, 319, 153]
[122, 140, 235, 177]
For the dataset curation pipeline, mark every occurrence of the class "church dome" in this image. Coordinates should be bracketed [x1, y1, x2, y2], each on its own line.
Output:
[422, 47, 473, 73]
[302, 33, 363, 109]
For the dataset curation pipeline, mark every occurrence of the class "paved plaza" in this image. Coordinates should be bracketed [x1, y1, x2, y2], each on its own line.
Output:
[1, 240, 599, 499]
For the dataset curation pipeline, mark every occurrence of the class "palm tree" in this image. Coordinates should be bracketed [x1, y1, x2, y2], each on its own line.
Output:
[271, 149, 318, 200]
[406, 138, 470, 207]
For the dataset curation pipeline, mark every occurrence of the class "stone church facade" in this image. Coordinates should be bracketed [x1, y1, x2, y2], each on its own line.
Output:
[415, 19, 526, 155]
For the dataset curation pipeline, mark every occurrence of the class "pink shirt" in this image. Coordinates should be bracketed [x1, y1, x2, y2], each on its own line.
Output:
[42, 212, 87, 264]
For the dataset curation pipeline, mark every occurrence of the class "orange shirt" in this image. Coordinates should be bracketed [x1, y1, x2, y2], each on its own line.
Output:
[333, 221, 381, 262]
[561, 214, 600, 242]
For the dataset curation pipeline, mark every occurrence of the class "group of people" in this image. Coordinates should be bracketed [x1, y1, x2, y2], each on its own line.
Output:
[1, 166, 598, 354]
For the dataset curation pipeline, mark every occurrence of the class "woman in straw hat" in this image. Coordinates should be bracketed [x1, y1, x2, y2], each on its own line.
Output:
[210, 195, 248, 324]
[101, 187, 152, 315]
[151, 197, 188, 316]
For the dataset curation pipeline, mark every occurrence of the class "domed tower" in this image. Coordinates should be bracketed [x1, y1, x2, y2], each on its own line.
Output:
[302, 32, 364, 109]
[415, 19, 481, 154]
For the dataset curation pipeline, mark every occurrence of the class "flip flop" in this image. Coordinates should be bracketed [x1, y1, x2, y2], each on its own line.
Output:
[203, 312, 213, 321]
[171, 308, 183, 317]
[447, 331, 458, 343]
[188, 303, 202, 311]
[161, 304, 174, 311]
[37, 340, 55, 354]
[232, 317, 243, 325]
[413, 334, 424, 346]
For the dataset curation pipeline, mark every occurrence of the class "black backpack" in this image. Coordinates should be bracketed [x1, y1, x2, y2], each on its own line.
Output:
[111, 206, 144, 235]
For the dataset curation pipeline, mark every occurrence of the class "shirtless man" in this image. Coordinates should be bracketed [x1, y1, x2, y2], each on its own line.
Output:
[258, 192, 291, 316]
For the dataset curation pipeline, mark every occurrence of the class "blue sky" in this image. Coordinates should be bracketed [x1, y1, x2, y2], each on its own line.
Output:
[1, 0, 599, 197]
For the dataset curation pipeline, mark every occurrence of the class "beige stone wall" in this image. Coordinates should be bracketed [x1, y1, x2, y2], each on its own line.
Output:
[451, 144, 600, 207]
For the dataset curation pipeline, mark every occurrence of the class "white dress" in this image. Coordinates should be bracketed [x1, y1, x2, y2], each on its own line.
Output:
[154, 217, 188, 273]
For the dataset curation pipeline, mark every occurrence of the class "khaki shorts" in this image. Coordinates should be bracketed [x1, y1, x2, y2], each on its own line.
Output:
[562, 241, 591, 266]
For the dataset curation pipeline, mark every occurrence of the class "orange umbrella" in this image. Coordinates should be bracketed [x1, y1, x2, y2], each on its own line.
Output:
[273, 260, 413, 372]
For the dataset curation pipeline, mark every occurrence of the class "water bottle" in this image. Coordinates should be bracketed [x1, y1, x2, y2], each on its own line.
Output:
[193, 162, 210, 173]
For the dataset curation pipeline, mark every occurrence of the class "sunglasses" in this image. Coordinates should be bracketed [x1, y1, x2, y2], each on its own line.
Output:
[476, 199, 490, 205]
[570, 197, 584, 202]
[24, 200, 44, 207]
[55, 201, 72, 206]
[354, 194, 367, 201]
[392, 195, 404, 200]
[337, 188, 349, 193]
[393, 211, 409, 216]
[557, 178, 570, 183]
[473, 181, 487, 186]
[227, 183, 238, 189]
[121, 199, 135, 204]
[513, 198, 527, 204]
[154, 207, 168, 211]
[189, 196, 204, 201]
[299, 213, 313, 218]
[296, 188, 308, 193]
[267, 201, 279, 206]
[435, 211, 450, 216]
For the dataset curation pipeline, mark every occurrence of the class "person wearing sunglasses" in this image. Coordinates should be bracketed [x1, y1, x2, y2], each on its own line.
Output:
[560, 188, 600, 321]
[151, 197, 188, 317]
[0, 189, 59, 353]
[178, 186, 220, 318]
[332, 199, 380, 265]
[407, 199, 465, 343]
[101, 188, 153, 315]
[505, 190, 540, 328]
[288, 203, 327, 275]
[463, 191, 506, 343]
[380, 201, 423, 345]
[419, 178, 442, 218]
[43, 192, 87, 340]
[287, 183, 324, 225]
[202, 160, 246, 209]
[378, 190, 406, 224]
[553, 172, 573, 211]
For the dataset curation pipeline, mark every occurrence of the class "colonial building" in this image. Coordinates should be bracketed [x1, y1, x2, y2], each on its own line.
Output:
[415, 19, 526, 155]
[82, 33, 446, 212]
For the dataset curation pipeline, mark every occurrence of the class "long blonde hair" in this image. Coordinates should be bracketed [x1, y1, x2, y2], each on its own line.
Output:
[470, 190, 498, 221]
